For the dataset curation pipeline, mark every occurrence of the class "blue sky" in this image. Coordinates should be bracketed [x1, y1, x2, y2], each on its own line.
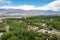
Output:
[0, 0, 60, 11]
[0, 0, 54, 6]
[11, 0, 54, 6]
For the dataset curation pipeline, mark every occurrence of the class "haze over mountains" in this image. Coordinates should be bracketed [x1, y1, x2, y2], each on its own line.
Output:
[0, 9, 60, 18]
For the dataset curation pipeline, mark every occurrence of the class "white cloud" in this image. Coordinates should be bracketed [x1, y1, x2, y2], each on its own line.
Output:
[43, 0, 60, 11]
[0, 5, 41, 10]
[0, 0, 60, 11]
[0, 0, 12, 4]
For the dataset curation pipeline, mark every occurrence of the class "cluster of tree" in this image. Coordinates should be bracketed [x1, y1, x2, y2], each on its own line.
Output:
[0, 29, 60, 40]
[0, 16, 60, 40]
[22, 16, 60, 30]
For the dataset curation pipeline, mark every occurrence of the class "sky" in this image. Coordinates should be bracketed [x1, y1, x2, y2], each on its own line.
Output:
[0, 0, 60, 11]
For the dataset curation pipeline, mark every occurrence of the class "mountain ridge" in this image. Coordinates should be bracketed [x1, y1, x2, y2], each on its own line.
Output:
[0, 9, 60, 18]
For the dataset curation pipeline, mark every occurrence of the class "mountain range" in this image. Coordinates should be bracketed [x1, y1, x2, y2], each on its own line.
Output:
[0, 9, 60, 18]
